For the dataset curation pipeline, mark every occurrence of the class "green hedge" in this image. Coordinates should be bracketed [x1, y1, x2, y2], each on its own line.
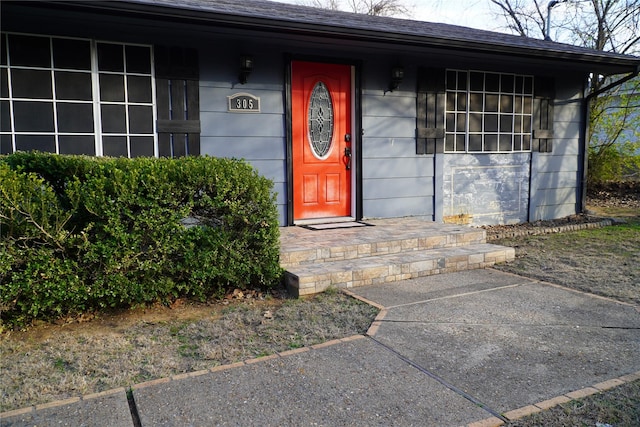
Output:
[0, 152, 282, 328]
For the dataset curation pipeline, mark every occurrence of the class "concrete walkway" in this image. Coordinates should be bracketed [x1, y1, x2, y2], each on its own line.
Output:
[3, 270, 639, 426]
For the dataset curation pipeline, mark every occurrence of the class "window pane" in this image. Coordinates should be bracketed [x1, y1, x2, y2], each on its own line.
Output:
[485, 73, 499, 92]
[456, 113, 466, 132]
[16, 134, 55, 152]
[457, 72, 467, 91]
[1, 134, 12, 154]
[500, 94, 513, 113]
[1, 68, 8, 98]
[9, 35, 50, 68]
[523, 98, 532, 114]
[470, 72, 483, 91]
[469, 93, 482, 111]
[1, 33, 6, 66]
[523, 77, 533, 94]
[501, 75, 514, 93]
[52, 38, 91, 70]
[499, 134, 512, 151]
[446, 113, 455, 132]
[128, 105, 153, 134]
[55, 71, 92, 100]
[468, 134, 482, 151]
[103, 136, 128, 157]
[500, 114, 513, 132]
[127, 75, 152, 103]
[484, 134, 498, 151]
[455, 135, 466, 151]
[100, 74, 125, 102]
[97, 43, 124, 72]
[522, 135, 531, 151]
[101, 104, 126, 133]
[523, 116, 532, 133]
[514, 135, 522, 151]
[57, 103, 94, 132]
[485, 94, 499, 112]
[11, 69, 52, 99]
[469, 113, 482, 132]
[59, 135, 95, 155]
[446, 70, 457, 90]
[484, 114, 498, 132]
[446, 93, 455, 111]
[515, 96, 523, 113]
[14, 101, 54, 131]
[514, 115, 522, 133]
[1, 100, 10, 131]
[456, 93, 467, 111]
[445, 134, 455, 151]
[130, 136, 154, 157]
[126, 46, 151, 74]
[515, 76, 523, 93]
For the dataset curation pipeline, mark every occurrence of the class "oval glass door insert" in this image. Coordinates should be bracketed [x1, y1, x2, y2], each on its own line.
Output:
[308, 81, 334, 158]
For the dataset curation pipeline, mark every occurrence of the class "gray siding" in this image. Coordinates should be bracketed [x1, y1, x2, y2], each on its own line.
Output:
[361, 62, 435, 220]
[443, 153, 531, 225]
[529, 74, 584, 221]
[197, 45, 288, 224]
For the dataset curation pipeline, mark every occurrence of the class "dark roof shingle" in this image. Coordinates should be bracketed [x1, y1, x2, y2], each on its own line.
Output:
[85, 0, 640, 72]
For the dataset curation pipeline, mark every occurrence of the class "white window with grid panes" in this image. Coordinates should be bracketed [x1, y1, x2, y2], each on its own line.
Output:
[0, 32, 156, 157]
[445, 70, 533, 153]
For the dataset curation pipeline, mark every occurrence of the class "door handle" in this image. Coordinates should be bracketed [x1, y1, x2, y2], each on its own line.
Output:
[343, 146, 352, 170]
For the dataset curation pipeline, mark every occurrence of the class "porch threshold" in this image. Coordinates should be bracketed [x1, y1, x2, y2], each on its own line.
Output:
[294, 216, 356, 226]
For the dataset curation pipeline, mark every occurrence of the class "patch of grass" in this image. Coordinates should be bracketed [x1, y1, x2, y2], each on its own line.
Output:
[0, 290, 378, 412]
[506, 380, 640, 427]
[494, 217, 640, 305]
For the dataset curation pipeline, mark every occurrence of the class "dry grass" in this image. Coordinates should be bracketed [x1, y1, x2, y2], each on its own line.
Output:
[493, 216, 640, 305]
[494, 210, 640, 426]
[505, 380, 640, 427]
[0, 289, 378, 412]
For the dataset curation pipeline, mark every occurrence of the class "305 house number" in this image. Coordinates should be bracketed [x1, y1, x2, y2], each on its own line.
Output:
[228, 93, 261, 113]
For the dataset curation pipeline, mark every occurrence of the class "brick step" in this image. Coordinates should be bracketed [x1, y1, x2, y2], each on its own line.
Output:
[284, 243, 515, 296]
[280, 227, 486, 269]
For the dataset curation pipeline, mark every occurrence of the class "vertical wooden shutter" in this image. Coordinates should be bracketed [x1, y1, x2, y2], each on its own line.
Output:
[416, 68, 446, 155]
[532, 76, 555, 153]
[155, 46, 200, 157]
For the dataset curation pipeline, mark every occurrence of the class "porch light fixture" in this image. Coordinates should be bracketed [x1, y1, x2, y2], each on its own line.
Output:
[388, 66, 404, 92]
[239, 55, 254, 84]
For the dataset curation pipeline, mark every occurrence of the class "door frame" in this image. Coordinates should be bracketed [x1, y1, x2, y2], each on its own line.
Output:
[284, 54, 363, 225]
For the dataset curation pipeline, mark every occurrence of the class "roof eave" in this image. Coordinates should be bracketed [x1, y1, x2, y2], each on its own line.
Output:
[46, 0, 640, 75]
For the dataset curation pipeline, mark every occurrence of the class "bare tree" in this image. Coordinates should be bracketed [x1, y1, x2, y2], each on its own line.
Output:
[490, 0, 640, 183]
[298, 0, 410, 17]
[488, 0, 548, 37]
[489, 1, 639, 54]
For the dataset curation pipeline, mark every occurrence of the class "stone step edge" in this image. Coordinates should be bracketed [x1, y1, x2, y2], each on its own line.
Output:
[280, 230, 487, 268]
[284, 243, 515, 296]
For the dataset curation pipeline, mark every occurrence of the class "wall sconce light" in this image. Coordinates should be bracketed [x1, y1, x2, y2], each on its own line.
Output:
[239, 55, 254, 84]
[388, 66, 404, 92]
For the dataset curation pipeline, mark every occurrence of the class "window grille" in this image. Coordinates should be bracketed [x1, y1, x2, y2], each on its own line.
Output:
[1, 32, 155, 157]
[444, 70, 534, 153]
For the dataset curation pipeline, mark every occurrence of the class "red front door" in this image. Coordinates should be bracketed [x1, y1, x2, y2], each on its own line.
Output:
[292, 61, 352, 221]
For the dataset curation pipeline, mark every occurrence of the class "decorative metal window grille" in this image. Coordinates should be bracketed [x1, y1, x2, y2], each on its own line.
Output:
[445, 70, 533, 153]
[308, 81, 334, 158]
[0, 32, 155, 157]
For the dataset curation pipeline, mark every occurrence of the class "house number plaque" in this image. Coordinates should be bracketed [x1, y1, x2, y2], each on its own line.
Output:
[228, 93, 261, 113]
